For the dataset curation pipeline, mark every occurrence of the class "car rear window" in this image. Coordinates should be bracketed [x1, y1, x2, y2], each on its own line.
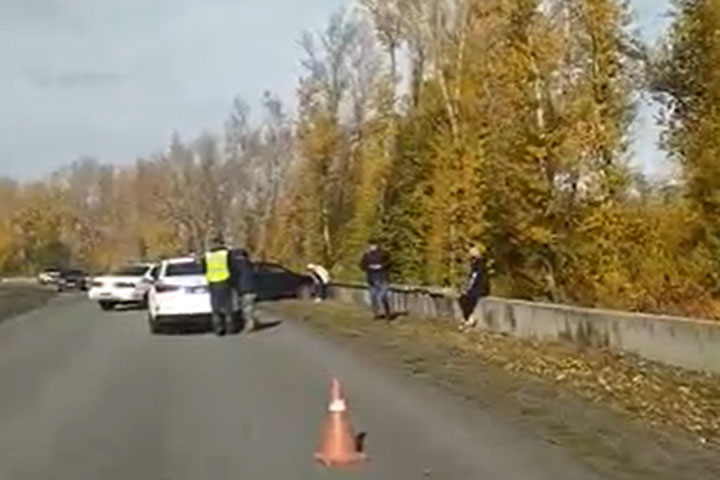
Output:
[257, 264, 287, 274]
[165, 261, 203, 277]
[112, 266, 148, 276]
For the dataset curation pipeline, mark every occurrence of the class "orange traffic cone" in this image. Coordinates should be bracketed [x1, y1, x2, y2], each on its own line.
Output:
[314, 378, 368, 467]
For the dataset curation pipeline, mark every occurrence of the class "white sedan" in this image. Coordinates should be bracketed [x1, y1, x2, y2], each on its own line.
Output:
[147, 257, 238, 334]
[88, 263, 157, 311]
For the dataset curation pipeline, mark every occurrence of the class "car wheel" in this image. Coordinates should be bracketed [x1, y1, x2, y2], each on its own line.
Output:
[148, 314, 164, 335]
[296, 283, 313, 300]
[99, 301, 115, 311]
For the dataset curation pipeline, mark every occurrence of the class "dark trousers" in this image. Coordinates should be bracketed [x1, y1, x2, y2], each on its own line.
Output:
[369, 280, 391, 318]
[313, 281, 327, 300]
[209, 281, 233, 333]
[459, 291, 482, 322]
[240, 292, 257, 332]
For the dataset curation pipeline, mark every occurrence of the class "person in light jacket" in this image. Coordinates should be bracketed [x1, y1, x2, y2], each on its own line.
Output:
[307, 263, 330, 302]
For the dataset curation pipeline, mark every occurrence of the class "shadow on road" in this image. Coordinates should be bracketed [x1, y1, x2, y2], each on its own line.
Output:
[155, 324, 213, 337]
[388, 311, 409, 322]
[355, 432, 368, 453]
[151, 319, 283, 338]
[114, 304, 148, 312]
[248, 320, 283, 334]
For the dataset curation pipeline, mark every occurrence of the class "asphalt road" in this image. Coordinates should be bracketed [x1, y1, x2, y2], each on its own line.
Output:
[0, 296, 609, 480]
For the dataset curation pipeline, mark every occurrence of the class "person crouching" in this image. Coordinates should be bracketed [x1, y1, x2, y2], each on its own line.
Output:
[459, 247, 490, 331]
[307, 263, 330, 302]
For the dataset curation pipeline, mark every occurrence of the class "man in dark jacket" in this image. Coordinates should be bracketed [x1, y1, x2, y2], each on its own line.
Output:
[359, 240, 392, 320]
[202, 235, 234, 336]
[459, 247, 490, 330]
[230, 248, 258, 333]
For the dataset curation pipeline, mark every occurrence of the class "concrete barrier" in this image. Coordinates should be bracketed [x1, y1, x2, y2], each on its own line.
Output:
[328, 282, 720, 374]
[329, 282, 462, 321]
[1, 277, 37, 285]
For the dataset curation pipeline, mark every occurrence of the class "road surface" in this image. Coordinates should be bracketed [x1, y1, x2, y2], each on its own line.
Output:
[0, 295, 607, 479]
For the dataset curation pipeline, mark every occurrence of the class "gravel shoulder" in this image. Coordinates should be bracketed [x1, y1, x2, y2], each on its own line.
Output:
[0, 283, 55, 324]
[262, 300, 720, 480]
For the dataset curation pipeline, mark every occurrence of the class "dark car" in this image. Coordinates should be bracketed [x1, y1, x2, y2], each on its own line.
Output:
[253, 262, 314, 301]
[56, 269, 89, 292]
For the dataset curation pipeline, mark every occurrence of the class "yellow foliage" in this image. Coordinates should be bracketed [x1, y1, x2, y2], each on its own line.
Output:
[4, 0, 720, 322]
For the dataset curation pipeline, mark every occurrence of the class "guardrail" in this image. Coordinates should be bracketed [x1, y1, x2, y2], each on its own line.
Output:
[327, 282, 720, 375]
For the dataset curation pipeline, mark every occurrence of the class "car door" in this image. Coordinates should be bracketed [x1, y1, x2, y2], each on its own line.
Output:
[148, 263, 167, 317]
[140, 265, 159, 295]
[254, 263, 294, 300]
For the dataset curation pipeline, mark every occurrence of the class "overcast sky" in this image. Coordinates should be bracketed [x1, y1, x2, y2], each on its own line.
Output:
[0, 0, 672, 181]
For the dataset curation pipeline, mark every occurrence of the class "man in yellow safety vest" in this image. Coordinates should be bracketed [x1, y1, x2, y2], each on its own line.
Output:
[202, 235, 234, 336]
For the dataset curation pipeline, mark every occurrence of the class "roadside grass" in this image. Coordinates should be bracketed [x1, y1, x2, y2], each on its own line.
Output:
[262, 300, 720, 480]
[0, 284, 55, 324]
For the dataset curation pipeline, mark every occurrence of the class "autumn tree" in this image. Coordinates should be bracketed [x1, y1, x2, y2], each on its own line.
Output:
[336, 27, 395, 277]
[12, 183, 69, 272]
[285, 10, 360, 267]
[6, 0, 720, 320]
[250, 92, 295, 259]
[0, 179, 20, 271]
[652, 0, 720, 290]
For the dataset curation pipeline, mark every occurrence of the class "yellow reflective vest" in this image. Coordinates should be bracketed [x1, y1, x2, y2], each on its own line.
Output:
[205, 249, 230, 283]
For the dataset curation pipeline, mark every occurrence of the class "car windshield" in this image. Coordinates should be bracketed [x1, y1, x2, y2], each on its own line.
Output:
[165, 261, 203, 277]
[111, 266, 149, 276]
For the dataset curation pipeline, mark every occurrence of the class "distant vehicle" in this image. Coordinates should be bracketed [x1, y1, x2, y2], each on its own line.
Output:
[56, 269, 89, 292]
[37, 268, 61, 285]
[88, 263, 157, 311]
[254, 262, 314, 301]
[148, 257, 237, 334]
